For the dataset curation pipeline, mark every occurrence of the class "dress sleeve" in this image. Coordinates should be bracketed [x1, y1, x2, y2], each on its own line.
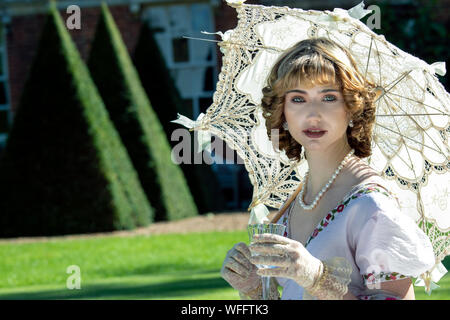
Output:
[350, 193, 435, 289]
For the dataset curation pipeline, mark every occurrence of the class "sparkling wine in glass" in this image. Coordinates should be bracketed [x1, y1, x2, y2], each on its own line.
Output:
[247, 223, 286, 300]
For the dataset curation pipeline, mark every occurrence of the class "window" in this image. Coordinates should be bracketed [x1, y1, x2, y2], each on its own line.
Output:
[199, 96, 212, 114]
[172, 37, 189, 62]
[143, 3, 218, 119]
[0, 21, 11, 152]
[143, 3, 248, 209]
[0, 82, 6, 104]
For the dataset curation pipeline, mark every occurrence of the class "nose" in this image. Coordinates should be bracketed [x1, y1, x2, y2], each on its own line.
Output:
[305, 105, 322, 122]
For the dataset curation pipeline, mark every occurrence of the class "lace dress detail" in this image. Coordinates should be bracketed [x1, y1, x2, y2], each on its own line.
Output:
[275, 182, 435, 299]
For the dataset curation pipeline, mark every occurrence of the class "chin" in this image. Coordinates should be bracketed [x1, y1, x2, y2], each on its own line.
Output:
[300, 141, 328, 151]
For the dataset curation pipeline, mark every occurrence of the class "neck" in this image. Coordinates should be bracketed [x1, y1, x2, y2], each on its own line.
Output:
[304, 142, 354, 199]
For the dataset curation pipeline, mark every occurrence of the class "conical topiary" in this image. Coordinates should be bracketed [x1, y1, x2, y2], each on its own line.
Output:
[88, 2, 198, 221]
[133, 21, 227, 214]
[0, 2, 153, 237]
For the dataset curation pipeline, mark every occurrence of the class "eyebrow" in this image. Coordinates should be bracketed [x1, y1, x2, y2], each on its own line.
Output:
[285, 89, 340, 94]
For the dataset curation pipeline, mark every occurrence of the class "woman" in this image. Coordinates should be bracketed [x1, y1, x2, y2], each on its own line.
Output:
[220, 38, 436, 300]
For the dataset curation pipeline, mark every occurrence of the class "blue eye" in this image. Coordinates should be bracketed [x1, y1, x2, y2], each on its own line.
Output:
[291, 97, 304, 103]
[324, 95, 337, 101]
[289, 95, 337, 104]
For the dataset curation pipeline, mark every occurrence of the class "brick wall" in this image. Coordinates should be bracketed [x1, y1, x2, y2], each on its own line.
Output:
[7, 5, 142, 114]
[7, 13, 45, 115]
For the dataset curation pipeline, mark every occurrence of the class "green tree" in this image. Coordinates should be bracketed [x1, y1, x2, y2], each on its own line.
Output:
[0, 3, 153, 237]
[363, 0, 448, 89]
[133, 21, 227, 214]
[88, 2, 198, 221]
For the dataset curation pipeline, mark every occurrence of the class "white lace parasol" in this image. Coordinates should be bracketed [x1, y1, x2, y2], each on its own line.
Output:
[171, 1, 449, 292]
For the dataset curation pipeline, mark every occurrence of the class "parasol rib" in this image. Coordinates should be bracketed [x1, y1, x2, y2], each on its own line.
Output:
[383, 93, 448, 158]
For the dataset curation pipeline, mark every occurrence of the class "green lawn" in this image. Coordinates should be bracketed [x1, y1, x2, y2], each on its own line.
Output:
[0, 230, 448, 300]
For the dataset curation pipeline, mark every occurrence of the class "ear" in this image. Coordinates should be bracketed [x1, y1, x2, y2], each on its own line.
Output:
[345, 110, 351, 123]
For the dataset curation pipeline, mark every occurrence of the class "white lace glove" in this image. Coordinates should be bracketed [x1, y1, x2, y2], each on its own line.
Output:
[248, 234, 322, 289]
[220, 242, 262, 299]
[249, 234, 352, 299]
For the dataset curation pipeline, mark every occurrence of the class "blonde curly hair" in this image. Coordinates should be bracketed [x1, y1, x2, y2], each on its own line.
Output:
[261, 37, 378, 162]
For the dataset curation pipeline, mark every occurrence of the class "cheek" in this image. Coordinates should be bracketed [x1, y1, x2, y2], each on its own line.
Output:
[284, 103, 303, 120]
[283, 105, 293, 122]
[331, 105, 350, 125]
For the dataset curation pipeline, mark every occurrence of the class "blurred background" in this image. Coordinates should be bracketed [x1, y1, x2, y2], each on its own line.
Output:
[0, 1, 448, 223]
[0, 0, 448, 299]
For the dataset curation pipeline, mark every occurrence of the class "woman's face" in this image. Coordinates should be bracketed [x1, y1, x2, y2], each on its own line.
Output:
[283, 82, 351, 152]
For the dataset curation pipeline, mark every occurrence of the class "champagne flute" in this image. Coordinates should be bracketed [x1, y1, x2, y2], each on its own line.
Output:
[247, 223, 286, 300]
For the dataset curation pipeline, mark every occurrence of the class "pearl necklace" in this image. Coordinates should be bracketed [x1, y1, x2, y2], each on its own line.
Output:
[298, 148, 355, 211]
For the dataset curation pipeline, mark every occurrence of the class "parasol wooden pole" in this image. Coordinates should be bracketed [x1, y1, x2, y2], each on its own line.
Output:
[270, 182, 303, 223]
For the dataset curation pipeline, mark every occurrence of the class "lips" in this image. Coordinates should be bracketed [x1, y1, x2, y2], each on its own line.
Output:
[303, 128, 327, 138]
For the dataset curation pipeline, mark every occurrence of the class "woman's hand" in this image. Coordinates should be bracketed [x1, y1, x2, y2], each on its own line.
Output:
[220, 242, 261, 297]
[249, 234, 322, 290]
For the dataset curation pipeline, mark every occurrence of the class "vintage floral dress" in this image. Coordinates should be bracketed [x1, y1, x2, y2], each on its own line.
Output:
[275, 182, 437, 300]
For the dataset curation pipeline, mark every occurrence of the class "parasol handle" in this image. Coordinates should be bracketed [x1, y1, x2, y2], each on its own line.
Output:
[270, 182, 303, 224]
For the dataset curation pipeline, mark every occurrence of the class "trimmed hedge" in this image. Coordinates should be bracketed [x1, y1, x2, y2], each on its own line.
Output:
[0, 3, 153, 237]
[87, 3, 198, 221]
[133, 21, 227, 214]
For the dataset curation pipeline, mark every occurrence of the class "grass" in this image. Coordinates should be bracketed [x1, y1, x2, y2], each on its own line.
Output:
[0, 230, 448, 300]
[0, 231, 247, 300]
